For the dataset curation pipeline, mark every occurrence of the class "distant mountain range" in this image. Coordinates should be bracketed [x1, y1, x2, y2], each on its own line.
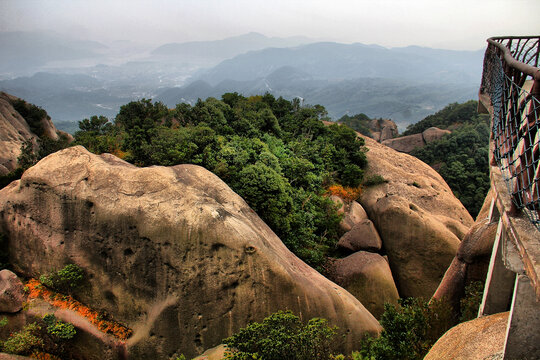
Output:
[197, 42, 483, 85]
[152, 32, 311, 63]
[0, 31, 485, 131]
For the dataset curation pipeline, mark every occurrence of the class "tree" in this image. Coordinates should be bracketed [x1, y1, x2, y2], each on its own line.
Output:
[223, 311, 339, 360]
[234, 162, 293, 234]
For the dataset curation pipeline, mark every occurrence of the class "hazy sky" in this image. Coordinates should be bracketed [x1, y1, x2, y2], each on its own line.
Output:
[1, 0, 538, 50]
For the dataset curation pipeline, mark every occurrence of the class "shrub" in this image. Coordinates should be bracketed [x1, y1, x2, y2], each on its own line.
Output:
[356, 298, 453, 360]
[40, 264, 84, 294]
[11, 99, 47, 137]
[42, 314, 76, 340]
[460, 281, 484, 322]
[223, 310, 339, 360]
[0, 167, 24, 190]
[2, 322, 43, 355]
[326, 184, 363, 201]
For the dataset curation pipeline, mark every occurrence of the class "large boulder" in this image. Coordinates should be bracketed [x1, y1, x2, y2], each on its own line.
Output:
[380, 127, 450, 154]
[330, 196, 368, 233]
[337, 219, 382, 253]
[422, 127, 451, 144]
[330, 252, 399, 319]
[0, 146, 381, 358]
[381, 133, 424, 153]
[369, 119, 398, 142]
[359, 135, 473, 299]
[424, 312, 508, 360]
[0, 270, 25, 313]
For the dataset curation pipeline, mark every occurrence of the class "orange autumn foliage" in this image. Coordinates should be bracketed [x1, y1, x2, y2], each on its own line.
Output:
[325, 184, 363, 201]
[110, 147, 128, 159]
[31, 351, 62, 360]
[25, 279, 132, 340]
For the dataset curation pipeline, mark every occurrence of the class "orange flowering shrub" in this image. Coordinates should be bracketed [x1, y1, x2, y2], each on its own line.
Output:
[25, 279, 132, 340]
[325, 184, 363, 201]
[31, 351, 62, 360]
[110, 147, 128, 159]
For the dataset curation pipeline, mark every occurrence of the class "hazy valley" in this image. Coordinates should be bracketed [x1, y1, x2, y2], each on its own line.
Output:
[0, 31, 483, 133]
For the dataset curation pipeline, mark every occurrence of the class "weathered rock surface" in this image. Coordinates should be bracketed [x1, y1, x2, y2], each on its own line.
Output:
[0, 146, 381, 358]
[423, 127, 451, 144]
[330, 252, 399, 319]
[0, 269, 25, 313]
[337, 219, 382, 253]
[359, 135, 473, 299]
[0, 92, 64, 175]
[424, 312, 508, 360]
[369, 119, 398, 142]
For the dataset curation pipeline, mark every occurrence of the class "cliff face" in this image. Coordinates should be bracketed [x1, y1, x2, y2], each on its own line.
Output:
[0, 146, 381, 358]
[0, 91, 66, 175]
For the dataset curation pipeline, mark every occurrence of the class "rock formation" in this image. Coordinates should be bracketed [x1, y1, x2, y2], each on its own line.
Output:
[424, 312, 508, 360]
[330, 252, 399, 318]
[368, 119, 398, 142]
[330, 196, 369, 233]
[359, 135, 473, 299]
[381, 126, 451, 154]
[337, 219, 382, 253]
[0, 92, 68, 175]
[423, 127, 452, 144]
[382, 133, 424, 153]
[0, 146, 381, 358]
[0, 270, 24, 313]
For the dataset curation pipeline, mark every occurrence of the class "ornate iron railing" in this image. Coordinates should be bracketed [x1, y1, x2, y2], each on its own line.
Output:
[480, 36, 540, 229]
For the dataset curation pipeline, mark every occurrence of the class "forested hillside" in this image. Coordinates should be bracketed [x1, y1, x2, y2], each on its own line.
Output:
[75, 93, 367, 269]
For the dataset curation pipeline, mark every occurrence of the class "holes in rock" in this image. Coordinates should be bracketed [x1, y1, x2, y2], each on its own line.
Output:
[222, 280, 239, 291]
[194, 333, 202, 347]
[409, 203, 418, 211]
[104, 290, 116, 304]
[245, 245, 256, 254]
[124, 248, 134, 256]
[211, 243, 225, 251]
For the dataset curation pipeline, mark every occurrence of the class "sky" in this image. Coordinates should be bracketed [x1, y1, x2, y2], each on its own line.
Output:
[0, 0, 538, 50]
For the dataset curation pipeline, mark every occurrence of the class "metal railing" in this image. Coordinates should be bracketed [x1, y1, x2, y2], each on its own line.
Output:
[480, 36, 540, 229]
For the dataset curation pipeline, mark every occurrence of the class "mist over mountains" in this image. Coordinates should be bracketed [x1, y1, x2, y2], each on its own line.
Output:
[0, 31, 483, 132]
